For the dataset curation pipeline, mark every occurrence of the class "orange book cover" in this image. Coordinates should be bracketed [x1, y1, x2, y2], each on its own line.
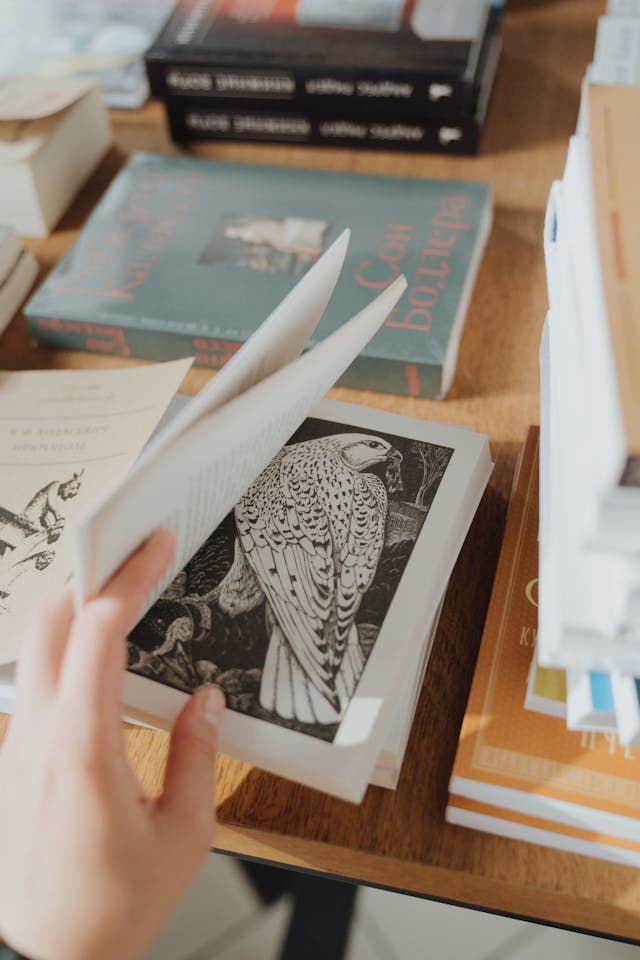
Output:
[588, 84, 640, 472]
[449, 425, 640, 841]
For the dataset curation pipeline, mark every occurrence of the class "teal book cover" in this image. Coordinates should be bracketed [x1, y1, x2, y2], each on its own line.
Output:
[25, 153, 492, 398]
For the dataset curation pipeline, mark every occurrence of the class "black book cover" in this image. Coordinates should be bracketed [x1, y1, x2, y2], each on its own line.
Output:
[146, 0, 502, 117]
[165, 100, 483, 154]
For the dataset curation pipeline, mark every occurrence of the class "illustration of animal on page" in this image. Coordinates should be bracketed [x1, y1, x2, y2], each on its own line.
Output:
[0, 470, 84, 610]
[128, 417, 453, 742]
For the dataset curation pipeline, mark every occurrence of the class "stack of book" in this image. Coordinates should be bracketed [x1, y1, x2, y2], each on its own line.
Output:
[522, 0, 640, 742]
[446, 1, 640, 864]
[145, 0, 503, 155]
[447, 428, 640, 867]
[0, 225, 38, 337]
[537, 37, 640, 744]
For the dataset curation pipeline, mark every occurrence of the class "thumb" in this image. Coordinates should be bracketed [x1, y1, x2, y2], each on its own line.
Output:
[157, 685, 225, 853]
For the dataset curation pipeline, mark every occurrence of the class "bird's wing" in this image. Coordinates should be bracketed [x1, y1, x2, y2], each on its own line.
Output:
[214, 536, 265, 615]
[335, 474, 387, 656]
[235, 452, 339, 700]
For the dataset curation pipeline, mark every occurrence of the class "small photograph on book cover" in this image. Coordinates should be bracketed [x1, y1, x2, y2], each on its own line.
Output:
[199, 213, 331, 276]
[127, 417, 453, 742]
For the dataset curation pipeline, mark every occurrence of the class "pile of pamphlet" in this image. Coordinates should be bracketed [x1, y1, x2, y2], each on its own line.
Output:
[535, 0, 640, 743]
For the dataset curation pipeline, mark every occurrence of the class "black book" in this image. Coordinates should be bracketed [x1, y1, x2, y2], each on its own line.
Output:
[166, 99, 483, 154]
[146, 0, 503, 121]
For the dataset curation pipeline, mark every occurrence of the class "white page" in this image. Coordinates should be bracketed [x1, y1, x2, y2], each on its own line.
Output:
[0, 76, 96, 120]
[120, 399, 492, 802]
[607, 0, 640, 15]
[562, 137, 626, 521]
[544, 178, 639, 654]
[552, 184, 629, 632]
[123, 400, 446, 791]
[611, 672, 640, 746]
[0, 359, 191, 663]
[592, 15, 640, 85]
[537, 314, 562, 669]
[137, 229, 351, 469]
[374, 591, 446, 778]
[539, 311, 640, 670]
[73, 272, 407, 611]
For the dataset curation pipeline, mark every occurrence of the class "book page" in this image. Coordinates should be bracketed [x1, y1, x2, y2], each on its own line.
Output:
[588, 84, 640, 465]
[138, 229, 350, 467]
[0, 358, 191, 664]
[73, 274, 407, 616]
[0, 76, 96, 120]
[119, 399, 490, 800]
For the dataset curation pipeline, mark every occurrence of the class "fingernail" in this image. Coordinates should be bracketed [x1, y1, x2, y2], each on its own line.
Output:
[202, 685, 226, 728]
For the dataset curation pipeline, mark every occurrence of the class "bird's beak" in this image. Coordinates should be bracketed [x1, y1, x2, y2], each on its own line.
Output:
[387, 447, 402, 463]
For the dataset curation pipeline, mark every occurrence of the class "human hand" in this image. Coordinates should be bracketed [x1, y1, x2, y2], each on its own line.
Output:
[0, 531, 225, 960]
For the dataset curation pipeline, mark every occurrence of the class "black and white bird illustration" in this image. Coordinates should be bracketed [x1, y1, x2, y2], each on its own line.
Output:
[216, 433, 402, 725]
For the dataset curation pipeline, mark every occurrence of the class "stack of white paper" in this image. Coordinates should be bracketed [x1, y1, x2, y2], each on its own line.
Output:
[535, 24, 640, 743]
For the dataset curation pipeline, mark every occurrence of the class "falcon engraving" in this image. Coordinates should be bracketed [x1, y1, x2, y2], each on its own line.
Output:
[216, 433, 401, 724]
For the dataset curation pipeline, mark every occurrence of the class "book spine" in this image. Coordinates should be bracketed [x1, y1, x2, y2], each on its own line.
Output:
[27, 316, 444, 399]
[146, 59, 479, 119]
[338, 354, 444, 399]
[27, 315, 243, 371]
[165, 102, 481, 155]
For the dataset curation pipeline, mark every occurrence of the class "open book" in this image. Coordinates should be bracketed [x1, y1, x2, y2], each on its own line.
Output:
[69, 230, 491, 802]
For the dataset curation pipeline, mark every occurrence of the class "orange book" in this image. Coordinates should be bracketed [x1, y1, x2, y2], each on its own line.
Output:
[448, 426, 640, 846]
[446, 794, 640, 868]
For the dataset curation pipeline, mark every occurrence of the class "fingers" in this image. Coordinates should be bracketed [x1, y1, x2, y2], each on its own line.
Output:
[156, 686, 225, 857]
[58, 530, 175, 747]
[84, 528, 176, 639]
[12, 588, 74, 721]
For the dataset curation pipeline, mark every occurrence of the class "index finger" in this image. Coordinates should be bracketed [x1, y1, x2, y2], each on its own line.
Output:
[12, 587, 74, 726]
[58, 530, 175, 749]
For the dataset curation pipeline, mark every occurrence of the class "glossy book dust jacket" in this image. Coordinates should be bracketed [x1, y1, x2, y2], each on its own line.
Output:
[25, 152, 492, 398]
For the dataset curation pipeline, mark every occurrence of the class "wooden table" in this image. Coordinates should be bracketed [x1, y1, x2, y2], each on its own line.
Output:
[4, 0, 640, 944]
